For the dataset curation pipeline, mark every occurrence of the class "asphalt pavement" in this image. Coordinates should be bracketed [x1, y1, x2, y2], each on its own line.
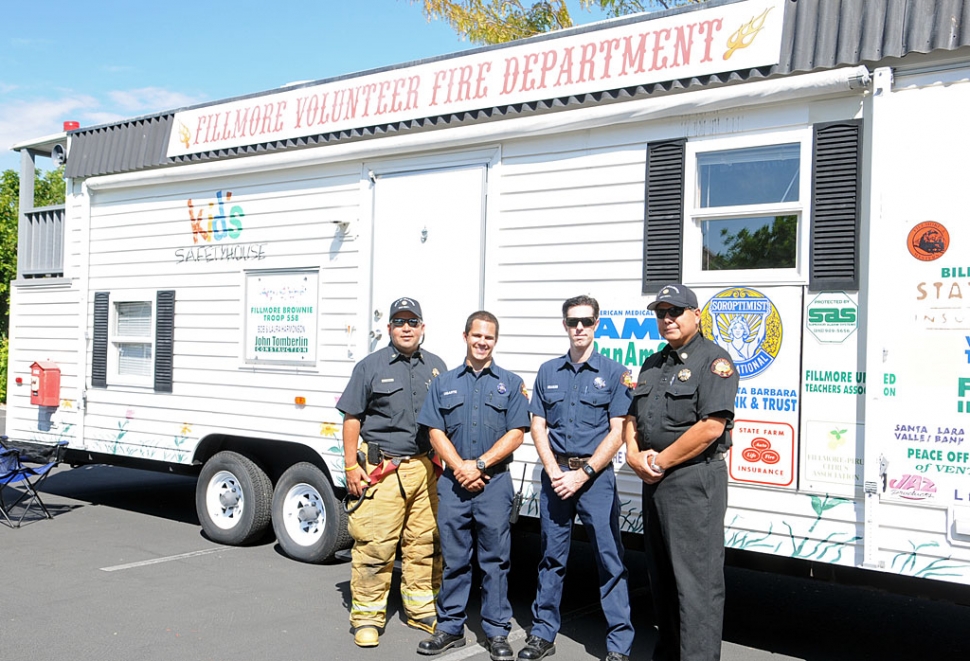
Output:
[2, 463, 970, 661]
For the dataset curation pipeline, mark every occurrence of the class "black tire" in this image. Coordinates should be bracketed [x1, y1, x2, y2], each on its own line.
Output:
[196, 451, 273, 546]
[271, 462, 351, 563]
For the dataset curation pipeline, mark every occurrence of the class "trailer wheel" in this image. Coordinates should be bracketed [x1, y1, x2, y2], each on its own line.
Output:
[196, 451, 273, 546]
[272, 462, 351, 563]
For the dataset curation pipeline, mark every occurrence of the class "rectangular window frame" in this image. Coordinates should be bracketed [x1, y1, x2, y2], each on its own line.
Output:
[107, 291, 156, 388]
[683, 128, 813, 287]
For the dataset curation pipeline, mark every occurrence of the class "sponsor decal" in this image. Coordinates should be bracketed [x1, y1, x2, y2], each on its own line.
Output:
[888, 474, 937, 501]
[907, 221, 949, 261]
[806, 292, 858, 344]
[702, 287, 782, 380]
[729, 419, 794, 487]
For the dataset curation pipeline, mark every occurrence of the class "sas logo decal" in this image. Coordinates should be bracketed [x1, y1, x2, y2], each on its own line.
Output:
[907, 221, 948, 261]
[701, 287, 782, 380]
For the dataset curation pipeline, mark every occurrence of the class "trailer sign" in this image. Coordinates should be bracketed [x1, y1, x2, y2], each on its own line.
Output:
[244, 270, 319, 364]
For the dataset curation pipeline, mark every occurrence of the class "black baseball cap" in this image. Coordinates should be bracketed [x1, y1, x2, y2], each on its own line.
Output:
[647, 284, 699, 310]
[389, 297, 423, 319]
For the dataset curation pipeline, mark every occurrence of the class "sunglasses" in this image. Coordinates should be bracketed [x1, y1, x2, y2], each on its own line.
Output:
[390, 318, 422, 328]
[564, 317, 597, 328]
[654, 306, 691, 320]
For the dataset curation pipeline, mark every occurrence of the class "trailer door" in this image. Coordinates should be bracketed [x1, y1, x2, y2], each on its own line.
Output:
[370, 165, 486, 369]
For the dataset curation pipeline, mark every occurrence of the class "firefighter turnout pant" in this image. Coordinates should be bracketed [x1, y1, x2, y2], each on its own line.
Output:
[348, 453, 441, 629]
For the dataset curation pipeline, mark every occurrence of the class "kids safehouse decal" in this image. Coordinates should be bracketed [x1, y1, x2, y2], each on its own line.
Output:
[176, 191, 267, 264]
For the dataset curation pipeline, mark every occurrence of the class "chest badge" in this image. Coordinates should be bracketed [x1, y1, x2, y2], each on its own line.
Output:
[593, 377, 607, 390]
[677, 369, 692, 382]
[496, 382, 507, 394]
[432, 368, 440, 378]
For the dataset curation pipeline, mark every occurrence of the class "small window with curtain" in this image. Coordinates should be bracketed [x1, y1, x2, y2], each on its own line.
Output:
[684, 130, 811, 285]
[108, 295, 155, 386]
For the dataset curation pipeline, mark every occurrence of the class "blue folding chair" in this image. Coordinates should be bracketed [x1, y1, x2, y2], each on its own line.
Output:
[0, 437, 67, 528]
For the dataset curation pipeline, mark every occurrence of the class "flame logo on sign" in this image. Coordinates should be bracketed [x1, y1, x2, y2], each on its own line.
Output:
[178, 121, 191, 149]
[724, 7, 773, 60]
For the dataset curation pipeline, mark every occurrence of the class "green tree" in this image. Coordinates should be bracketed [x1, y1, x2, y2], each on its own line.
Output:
[417, 0, 704, 44]
[707, 215, 797, 271]
[0, 165, 65, 401]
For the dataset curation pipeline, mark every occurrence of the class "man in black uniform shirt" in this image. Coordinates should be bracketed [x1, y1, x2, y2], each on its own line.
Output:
[624, 284, 739, 661]
[338, 297, 447, 648]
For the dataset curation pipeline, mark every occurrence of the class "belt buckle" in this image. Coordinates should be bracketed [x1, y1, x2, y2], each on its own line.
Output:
[567, 457, 586, 470]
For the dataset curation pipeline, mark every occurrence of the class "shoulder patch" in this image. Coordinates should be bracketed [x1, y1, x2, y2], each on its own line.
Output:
[521, 383, 529, 398]
[622, 370, 636, 389]
[711, 358, 734, 378]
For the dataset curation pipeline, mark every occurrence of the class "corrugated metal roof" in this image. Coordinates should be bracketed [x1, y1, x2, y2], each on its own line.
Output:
[64, 0, 970, 180]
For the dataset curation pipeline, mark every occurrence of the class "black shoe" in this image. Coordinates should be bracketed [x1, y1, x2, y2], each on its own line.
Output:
[604, 653, 629, 661]
[417, 630, 466, 656]
[487, 636, 514, 661]
[517, 635, 555, 660]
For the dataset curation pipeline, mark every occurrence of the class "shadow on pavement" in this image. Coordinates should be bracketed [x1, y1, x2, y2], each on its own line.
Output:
[40, 464, 201, 525]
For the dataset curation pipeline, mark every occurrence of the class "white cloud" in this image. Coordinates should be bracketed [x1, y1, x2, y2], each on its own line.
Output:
[0, 95, 100, 152]
[107, 87, 204, 113]
[0, 86, 206, 171]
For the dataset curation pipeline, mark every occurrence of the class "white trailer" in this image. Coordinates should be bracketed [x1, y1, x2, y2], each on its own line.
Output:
[9, 0, 970, 590]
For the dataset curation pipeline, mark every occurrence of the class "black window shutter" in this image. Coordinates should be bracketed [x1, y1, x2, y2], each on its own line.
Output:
[154, 290, 175, 393]
[643, 138, 686, 292]
[92, 292, 109, 388]
[810, 120, 863, 291]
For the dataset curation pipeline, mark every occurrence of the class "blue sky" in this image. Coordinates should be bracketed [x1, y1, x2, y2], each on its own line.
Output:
[0, 0, 612, 173]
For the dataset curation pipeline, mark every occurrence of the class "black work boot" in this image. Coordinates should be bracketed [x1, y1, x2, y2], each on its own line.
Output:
[417, 630, 466, 656]
[487, 635, 514, 661]
[517, 634, 555, 660]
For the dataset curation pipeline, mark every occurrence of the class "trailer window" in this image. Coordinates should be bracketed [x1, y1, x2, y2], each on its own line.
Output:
[109, 297, 155, 386]
[684, 131, 810, 285]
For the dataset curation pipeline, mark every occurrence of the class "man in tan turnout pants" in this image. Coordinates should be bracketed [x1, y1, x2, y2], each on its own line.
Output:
[338, 297, 447, 647]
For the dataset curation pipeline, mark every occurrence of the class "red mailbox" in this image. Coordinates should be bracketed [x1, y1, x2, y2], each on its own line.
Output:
[30, 361, 61, 407]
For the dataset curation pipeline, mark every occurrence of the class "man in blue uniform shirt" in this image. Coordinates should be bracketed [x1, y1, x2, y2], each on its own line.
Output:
[520, 295, 635, 661]
[415, 311, 530, 661]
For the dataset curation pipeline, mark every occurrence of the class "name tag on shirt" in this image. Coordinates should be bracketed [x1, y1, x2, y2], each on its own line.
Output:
[547, 385, 559, 390]
[381, 378, 395, 383]
[442, 390, 458, 396]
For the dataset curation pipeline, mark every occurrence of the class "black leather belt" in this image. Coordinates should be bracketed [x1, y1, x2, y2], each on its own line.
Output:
[554, 453, 591, 470]
[484, 463, 509, 477]
[670, 452, 724, 472]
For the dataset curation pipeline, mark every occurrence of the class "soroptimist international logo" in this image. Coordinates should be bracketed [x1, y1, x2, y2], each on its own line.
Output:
[701, 287, 782, 380]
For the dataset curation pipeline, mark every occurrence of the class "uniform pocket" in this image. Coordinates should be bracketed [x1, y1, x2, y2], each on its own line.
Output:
[440, 394, 464, 436]
[578, 391, 611, 429]
[663, 381, 698, 426]
[370, 381, 404, 419]
[541, 391, 566, 426]
[484, 393, 509, 433]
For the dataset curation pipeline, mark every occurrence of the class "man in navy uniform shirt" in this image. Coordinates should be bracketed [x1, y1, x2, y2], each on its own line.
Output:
[416, 311, 530, 661]
[519, 295, 634, 661]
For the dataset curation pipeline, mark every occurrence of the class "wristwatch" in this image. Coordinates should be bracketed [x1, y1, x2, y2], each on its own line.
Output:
[476, 457, 487, 472]
[649, 455, 665, 475]
[582, 463, 597, 478]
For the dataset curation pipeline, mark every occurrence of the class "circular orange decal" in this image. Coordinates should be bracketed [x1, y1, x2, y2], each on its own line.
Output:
[907, 221, 949, 261]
